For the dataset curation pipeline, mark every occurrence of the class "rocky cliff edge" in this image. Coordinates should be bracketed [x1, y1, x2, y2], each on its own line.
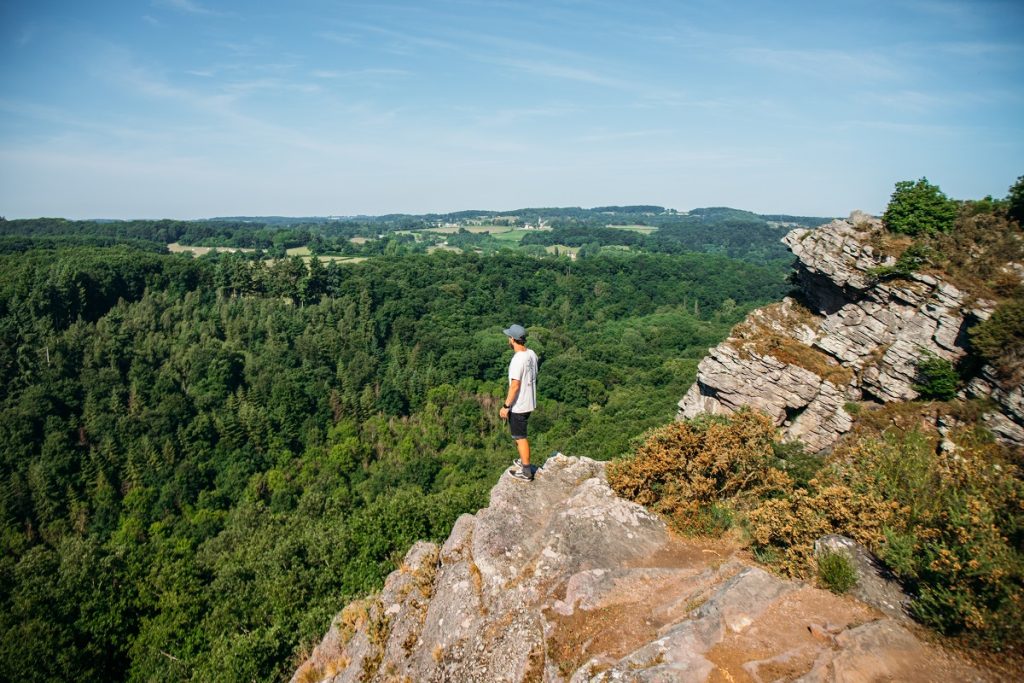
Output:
[678, 211, 1023, 452]
[291, 455, 996, 682]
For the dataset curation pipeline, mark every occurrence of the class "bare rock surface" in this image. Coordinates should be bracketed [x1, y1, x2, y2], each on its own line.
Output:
[678, 212, 1023, 450]
[292, 455, 999, 683]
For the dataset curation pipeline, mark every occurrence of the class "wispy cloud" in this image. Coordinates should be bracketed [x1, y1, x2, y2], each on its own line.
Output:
[899, 0, 978, 22]
[833, 119, 958, 136]
[933, 40, 1023, 57]
[311, 68, 411, 79]
[91, 47, 371, 156]
[467, 104, 579, 128]
[152, 0, 226, 17]
[223, 78, 322, 95]
[732, 47, 899, 82]
[342, 22, 459, 54]
[574, 128, 673, 144]
[316, 31, 358, 46]
[0, 97, 208, 153]
[492, 57, 625, 87]
[859, 89, 951, 113]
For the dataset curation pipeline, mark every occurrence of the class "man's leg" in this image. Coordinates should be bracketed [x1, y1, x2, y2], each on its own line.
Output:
[508, 412, 534, 480]
[515, 437, 530, 466]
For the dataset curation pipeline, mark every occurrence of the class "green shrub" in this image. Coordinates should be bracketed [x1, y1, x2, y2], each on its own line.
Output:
[770, 440, 823, 489]
[883, 178, 957, 236]
[1008, 175, 1024, 225]
[970, 298, 1024, 385]
[817, 551, 858, 594]
[869, 242, 941, 280]
[913, 351, 959, 400]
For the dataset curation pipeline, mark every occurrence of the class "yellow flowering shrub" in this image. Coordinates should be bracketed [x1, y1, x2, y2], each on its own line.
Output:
[611, 401, 1023, 650]
[607, 409, 789, 535]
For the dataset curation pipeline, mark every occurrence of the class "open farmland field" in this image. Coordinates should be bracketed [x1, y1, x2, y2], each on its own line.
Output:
[168, 243, 257, 257]
[491, 229, 533, 243]
[425, 224, 516, 234]
[282, 246, 366, 264]
[606, 224, 658, 234]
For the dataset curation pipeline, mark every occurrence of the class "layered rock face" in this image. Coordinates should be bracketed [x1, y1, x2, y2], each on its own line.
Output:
[678, 212, 1023, 451]
[292, 456, 994, 682]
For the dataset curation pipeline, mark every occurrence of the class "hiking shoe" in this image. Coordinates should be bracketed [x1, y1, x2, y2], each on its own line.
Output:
[508, 467, 534, 482]
[513, 459, 538, 476]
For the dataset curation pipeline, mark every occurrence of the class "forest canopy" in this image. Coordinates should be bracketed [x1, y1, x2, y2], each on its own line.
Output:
[0, 235, 788, 682]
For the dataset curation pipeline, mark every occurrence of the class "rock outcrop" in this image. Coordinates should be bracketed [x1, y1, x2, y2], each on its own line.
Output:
[292, 455, 996, 682]
[678, 211, 1024, 451]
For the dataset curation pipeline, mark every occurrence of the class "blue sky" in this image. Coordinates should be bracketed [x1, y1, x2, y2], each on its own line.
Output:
[1, 0, 1022, 219]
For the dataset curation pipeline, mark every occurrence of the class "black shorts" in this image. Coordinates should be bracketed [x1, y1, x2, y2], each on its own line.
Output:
[508, 411, 531, 440]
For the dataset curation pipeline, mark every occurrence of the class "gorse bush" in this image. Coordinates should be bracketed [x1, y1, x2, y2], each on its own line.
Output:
[874, 428, 1024, 647]
[606, 410, 788, 534]
[753, 427, 1024, 650]
[746, 480, 907, 574]
[614, 406, 1023, 651]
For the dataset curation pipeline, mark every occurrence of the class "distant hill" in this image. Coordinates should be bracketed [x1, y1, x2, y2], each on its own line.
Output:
[204, 206, 832, 228]
[1, 207, 836, 263]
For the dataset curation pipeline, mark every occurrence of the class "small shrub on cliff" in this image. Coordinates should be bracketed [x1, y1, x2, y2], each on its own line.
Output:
[817, 551, 858, 594]
[913, 351, 960, 400]
[607, 409, 789, 535]
[970, 298, 1024, 386]
[868, 241, 941, 280]
[771, 440, 823, 489]
[883, 178, 957, 237]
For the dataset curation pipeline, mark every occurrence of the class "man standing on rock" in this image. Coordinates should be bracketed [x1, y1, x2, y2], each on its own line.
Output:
[499, 324, 539, 481]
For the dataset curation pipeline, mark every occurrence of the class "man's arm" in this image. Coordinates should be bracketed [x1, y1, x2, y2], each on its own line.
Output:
[500, 379, 521, 418]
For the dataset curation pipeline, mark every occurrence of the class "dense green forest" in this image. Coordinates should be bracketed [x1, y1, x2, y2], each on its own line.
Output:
[0, 238, 788, 681]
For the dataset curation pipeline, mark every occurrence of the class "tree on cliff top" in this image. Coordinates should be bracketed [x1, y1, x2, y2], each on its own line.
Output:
[1008, 175, 1024, 225]
[883, 178, 957, 236]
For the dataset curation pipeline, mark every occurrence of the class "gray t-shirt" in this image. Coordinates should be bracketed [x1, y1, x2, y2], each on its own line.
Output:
[508, 349, 538, 413]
